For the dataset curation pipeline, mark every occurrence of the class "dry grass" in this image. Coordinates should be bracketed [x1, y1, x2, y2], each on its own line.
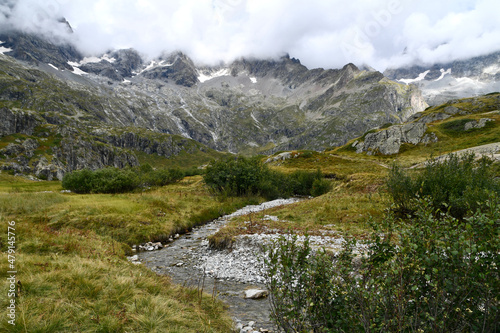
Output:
[0, 175, 238, 332]
[0, 251, 232, 332]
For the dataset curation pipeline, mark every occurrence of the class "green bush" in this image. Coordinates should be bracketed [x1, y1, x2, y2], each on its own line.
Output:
[203, 156, 263, 196]
[62, 166, 185, 194]
[203, 157, 330, 199]
[387, 153, 500, 219]
[311, 178, 332, 197]
[62, 169, 94, 194]
[90, 168, 139, 193]
[142, 168, 184, 187]
[265, 197, 500, 332]
[288, 170, 322, 196]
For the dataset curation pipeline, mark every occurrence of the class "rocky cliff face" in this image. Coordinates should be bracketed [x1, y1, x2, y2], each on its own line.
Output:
[0, 106, 214, 180]
[0, 29, 430, 177]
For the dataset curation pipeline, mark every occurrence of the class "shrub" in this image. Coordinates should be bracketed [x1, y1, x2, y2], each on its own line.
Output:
[387, 153, 500, 219]
[203, 156, 265, 196]
[62, 169, 94, 194]
[265, 196, 500, 332]
[90, 168, 139, 193]
[62, 166, 185, 193]
[311, 178, 332, 197]
[203, 157, 330, 199]
[142, 168, 184, 187]
[288, 170, 322, 196]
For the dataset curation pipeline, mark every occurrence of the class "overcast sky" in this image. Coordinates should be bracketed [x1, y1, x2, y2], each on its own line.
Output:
[1, 0, 499, 70]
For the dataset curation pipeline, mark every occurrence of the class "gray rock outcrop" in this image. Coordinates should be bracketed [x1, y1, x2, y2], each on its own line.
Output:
[464, 118, 494, 130]
[354, 122, 437, 155]
[0, 108, 41, 136]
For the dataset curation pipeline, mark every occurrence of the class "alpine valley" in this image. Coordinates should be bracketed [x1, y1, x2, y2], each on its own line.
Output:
[1, 13, 500, 333]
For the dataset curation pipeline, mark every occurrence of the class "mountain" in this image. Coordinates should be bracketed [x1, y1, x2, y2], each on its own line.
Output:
[0, 28, 428, 179]
[385, 52, 500, 106]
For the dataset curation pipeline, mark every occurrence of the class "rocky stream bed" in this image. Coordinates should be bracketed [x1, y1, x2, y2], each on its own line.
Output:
[130, 198, 358, 332]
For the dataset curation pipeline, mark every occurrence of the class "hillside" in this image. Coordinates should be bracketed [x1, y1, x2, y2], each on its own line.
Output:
[0, 29, 428, 180]
[1, 93, 499, 332]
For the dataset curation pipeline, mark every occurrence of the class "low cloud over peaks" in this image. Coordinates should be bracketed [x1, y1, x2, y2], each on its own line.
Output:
[0, 0, 72, 41]
[1, 0, 500, 70]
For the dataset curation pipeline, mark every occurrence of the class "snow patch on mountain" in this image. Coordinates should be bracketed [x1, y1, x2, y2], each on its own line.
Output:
[434, 68, 451, 81]
[72, 67, 88, 75]
[250, 77, 257, 83]
[483, 64, 500, 75]
[0, 41, 12, 54]
[48, 64, 59, 71]
[67, 61, 88, 75]
[399, 70, 430, 84]
[138, 60, 173, 74]
[197, 68, 230, 83]
[79, 54, 116, 64]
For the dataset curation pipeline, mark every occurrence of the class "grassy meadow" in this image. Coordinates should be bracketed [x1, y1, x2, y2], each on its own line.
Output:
[0, 173, 261, 332]
[0, 151, 393, 331]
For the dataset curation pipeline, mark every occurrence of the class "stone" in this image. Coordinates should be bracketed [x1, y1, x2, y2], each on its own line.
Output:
[244, 289, 269, 299]
[0, 107, 41, 137]
[22, 138, 39, 157]
[416, 112, 451, 124]
[464, 118, 494, 131]
[443, 106, 461, 115]
[152, 242, 163, 249]
[265, 152, 293, 163]
[358, 122, 429, 155]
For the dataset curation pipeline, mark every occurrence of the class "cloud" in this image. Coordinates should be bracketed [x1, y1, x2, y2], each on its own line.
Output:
[0, 0, 71, 41]
[1, 0, 499, 71]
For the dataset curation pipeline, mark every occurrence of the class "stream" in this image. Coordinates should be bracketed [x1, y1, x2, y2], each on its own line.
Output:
[135, 198, 303, 332]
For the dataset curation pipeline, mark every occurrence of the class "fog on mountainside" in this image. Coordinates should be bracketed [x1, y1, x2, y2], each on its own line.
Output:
[1, 0, 500, 71]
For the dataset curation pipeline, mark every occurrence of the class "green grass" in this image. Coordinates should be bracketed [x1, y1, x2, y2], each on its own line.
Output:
[0, 175, 249, 332]
[331, 94, 500, 167]
[0, 173, 63, 192]
[0, 246, 232, 332]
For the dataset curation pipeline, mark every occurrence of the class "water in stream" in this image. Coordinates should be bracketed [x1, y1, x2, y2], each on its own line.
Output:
[136, 198, 302, 332]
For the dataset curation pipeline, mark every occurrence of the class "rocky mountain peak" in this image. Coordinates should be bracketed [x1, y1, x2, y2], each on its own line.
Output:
[57, 17, 73, 34]
[0, 29, 82, 70]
